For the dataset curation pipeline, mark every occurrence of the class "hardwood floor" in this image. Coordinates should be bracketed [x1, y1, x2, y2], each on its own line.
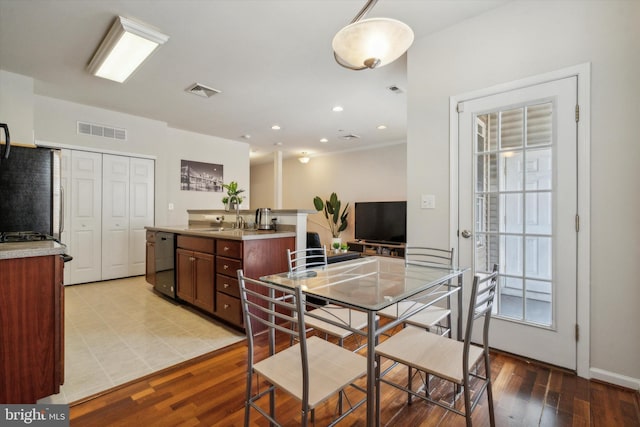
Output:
[70, 333, 640, 426]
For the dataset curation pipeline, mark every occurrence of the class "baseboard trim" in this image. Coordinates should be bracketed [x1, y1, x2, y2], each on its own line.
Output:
[590, 367, 640, 391]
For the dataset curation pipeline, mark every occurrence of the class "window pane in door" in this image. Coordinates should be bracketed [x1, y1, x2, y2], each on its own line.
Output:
[500, 108, 523, 149]
[475, 100, 555, 328]
[525, 148, 552, 190]
[476, 154, 498, 192]
[527, 103, 553, 147]
[525, 279, 552, 324]
[525, 192, 552, 235]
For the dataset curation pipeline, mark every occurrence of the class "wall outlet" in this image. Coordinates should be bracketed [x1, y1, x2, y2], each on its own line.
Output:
[421, 194, 435, 209]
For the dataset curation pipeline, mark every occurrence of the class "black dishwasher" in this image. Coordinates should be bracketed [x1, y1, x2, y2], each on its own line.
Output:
[154, 232, 176, 299]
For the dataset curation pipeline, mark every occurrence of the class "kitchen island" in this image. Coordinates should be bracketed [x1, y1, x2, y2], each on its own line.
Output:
[145, 225, 295, 330]
[0, 241, 67, 403]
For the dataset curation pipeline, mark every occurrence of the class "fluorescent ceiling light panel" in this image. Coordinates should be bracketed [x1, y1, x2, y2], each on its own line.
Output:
[88, 16, 169, 83]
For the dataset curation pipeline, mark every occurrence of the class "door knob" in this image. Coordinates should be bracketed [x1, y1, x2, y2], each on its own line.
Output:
[461, 230, 472, 238]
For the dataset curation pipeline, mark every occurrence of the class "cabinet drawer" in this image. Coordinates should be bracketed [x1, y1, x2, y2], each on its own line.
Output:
[216, 239, 242, 259]
[146, 230, 156, 242]
[216, 274, 239, 298]
[216, 256, 242, 277]
[216, 292, 243, 326]
[177, 235, 214, 254]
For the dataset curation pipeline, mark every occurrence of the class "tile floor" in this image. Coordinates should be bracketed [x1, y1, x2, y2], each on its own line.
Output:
[38, 276, 245, 404]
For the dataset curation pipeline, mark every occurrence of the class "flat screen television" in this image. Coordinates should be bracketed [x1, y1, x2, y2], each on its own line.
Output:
[354, 201, 407, 244]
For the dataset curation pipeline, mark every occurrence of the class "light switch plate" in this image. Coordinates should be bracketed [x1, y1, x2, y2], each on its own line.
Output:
[421, 194, 435, 209]
[168, 203, 174, 211]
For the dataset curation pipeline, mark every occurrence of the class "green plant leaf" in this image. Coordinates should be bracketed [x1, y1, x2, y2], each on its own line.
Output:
[313, 196, 324, 211]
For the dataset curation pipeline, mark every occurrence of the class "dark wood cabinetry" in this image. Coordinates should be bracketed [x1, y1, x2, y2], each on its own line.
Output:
[0, 254, 64, 403]
[145, 230, 156, 285]
[215, 239, 243, 325]
[176, 236, 215, 314]
[147, 229, 295, 330]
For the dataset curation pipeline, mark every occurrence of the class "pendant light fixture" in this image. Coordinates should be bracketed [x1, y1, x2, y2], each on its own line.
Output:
[332, 0, 414, 70]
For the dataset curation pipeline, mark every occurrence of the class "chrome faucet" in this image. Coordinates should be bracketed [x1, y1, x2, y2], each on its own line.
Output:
[234, 215, 246, 229]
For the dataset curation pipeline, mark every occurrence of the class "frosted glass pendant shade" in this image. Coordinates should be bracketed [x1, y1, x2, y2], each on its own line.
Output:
[332, 17, 414, 70]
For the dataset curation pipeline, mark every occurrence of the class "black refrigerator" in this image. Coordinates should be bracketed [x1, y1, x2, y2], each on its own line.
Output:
[0, 145, 62, 239]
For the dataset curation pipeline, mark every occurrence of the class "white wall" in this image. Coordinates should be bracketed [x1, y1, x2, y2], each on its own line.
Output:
[0, 70, 34, 145]
[251, 143, 407, 245]
[33, 93, 249, 226]
[407, 1, 640, 385]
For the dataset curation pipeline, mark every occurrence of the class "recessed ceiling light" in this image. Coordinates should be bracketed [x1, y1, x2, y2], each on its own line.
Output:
[332, 106, 344, 112]
[274, 142, 283, 146]
[271, 124, 281, 130]
[241, 134, 251, 139]
[377, 125, 387, 130]
[320, 138, 328, 143]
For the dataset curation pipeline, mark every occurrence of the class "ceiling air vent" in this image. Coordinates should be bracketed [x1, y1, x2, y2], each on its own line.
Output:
[340, 133, 361, 141]
[77, 121, 127, 141]
[186, 83, 221, 98]
[387, 85, 405, 94]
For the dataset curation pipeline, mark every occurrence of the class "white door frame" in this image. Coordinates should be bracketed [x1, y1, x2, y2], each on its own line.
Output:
[449, 63, 591, 378]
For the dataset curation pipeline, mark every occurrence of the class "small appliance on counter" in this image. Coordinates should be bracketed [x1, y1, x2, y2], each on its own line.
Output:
[255, 208, 277, 230]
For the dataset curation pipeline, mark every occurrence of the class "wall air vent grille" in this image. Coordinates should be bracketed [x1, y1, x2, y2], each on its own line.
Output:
[340, 133, 361, 141]
[186, 83, 221, 98]
[77, 121, 127, 141]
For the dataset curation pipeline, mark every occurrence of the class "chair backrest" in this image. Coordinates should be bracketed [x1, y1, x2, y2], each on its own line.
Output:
[463, 264, 499, 369]
[287, 246, 328, 273]
[405, 245, 455, 268]
[237, 270, 310, 387]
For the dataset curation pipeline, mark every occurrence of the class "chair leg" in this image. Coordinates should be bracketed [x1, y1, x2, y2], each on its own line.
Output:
[407, 366, 413, 404]
[485, 353, 496, 427]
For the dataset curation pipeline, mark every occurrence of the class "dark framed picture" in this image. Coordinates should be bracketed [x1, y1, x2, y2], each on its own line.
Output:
[180, 160, 223, 192]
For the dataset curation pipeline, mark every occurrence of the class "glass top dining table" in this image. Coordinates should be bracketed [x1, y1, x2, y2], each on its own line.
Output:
[261, 255, 467, 426]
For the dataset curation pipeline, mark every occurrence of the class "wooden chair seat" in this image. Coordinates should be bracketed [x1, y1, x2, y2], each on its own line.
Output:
[375, 326, 483, 384]
[254, 335, 367, 408]
[378, 301, 450, 330]
[305, 304, 375, 339]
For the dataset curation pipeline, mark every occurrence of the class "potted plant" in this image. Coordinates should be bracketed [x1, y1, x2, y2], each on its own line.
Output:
[340, 242, 349, 253]
[313, 192, 349, 247]
[332, 241, 341, 253]
[222, 181, 244, 210]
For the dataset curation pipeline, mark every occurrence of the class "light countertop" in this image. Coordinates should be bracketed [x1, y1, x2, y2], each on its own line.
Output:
[145, 225, 296, 241]
[0, 241, 67, 260]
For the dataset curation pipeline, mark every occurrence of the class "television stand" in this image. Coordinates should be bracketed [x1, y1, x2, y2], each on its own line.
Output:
[347, 240, 405, 258]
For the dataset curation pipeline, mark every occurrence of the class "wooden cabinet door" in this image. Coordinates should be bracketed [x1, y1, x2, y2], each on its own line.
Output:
[176, 248, 194, 303]
[145, 241, 156, 285]
[194, 252, 214, 313]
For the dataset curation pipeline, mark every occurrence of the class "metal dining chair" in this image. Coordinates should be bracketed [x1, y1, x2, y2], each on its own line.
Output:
[287, 246, 373, 349]
[375, 265, 499, 427]
[378, 246, 455, 336]
[237, 269, 367, 426]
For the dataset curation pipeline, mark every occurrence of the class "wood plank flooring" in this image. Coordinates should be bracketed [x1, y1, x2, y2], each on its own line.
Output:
[70, 333, 640, 426]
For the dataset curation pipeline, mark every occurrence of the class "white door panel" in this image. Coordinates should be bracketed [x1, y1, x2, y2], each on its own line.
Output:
[69, 150, 102, 284]
[102, 154, 130, 280]
[458, 77, 577, 369]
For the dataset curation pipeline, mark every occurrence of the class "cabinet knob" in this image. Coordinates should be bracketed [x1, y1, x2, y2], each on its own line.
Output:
[223, 265, 229, 270]
[224, 246, 230, 251]
[224, 304, 230, 309]
[223, 283, 229, 288]
[190, 257, 195, 261]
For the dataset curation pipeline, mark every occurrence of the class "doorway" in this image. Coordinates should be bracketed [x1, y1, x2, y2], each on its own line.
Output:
[452, 68, 590, 372]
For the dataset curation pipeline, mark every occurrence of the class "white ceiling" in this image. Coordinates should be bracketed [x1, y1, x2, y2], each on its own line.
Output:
[0, 0, 508, 164]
